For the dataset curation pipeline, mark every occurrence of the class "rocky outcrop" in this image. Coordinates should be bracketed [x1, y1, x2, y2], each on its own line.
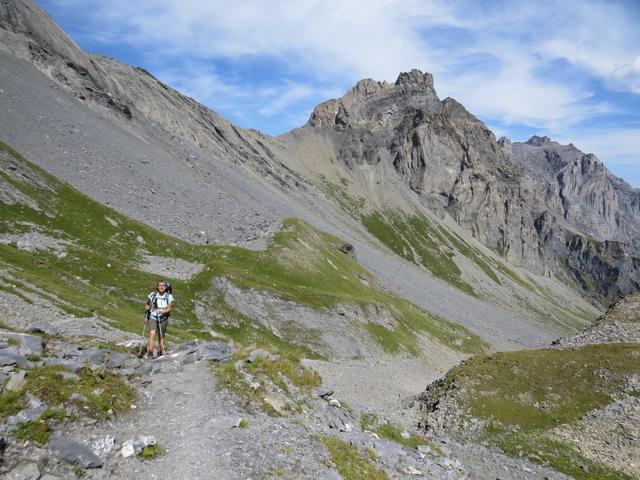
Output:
[554, 292, 640, 347]
[512, 138, 640, 245]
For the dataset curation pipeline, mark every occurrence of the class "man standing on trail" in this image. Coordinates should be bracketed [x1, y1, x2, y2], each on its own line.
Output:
[144, 280, 173, 358]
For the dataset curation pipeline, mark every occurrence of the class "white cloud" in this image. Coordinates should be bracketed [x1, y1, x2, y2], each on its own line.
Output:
[47, 0, 639, 134]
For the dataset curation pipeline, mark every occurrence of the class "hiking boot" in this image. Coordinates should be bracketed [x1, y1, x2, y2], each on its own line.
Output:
[146, 350, 154, 359]
[157, 350, 164, 358]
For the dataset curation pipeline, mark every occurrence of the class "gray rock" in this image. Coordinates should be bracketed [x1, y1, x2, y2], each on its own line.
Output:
[5, 370, 26, 391]
[69, 393, 88, 402]
[8, 406, 46, 425]
[40, 475, 63, 480]
[0, 333, 42, 355]
[246, 348, 280, 363]
[0, 350, 30, 367]
[3, 463, 40, 480]
[134, 363, 153, 375]
[49, 434, 104, 468]
[107, 351, 127, 369]
[77, 348, 107, 365]
[44, 358, 84, 373]
[0, 354, 17, 367]
[197, 341, 234, 361]
[315, 388, 334, 398]
[25, 392, 42, 408]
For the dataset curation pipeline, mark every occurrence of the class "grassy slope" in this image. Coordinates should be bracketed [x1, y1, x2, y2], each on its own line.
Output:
[0, 141, 485, 356]
[321, 179, 595, 330]
[427, 343, 640, 479]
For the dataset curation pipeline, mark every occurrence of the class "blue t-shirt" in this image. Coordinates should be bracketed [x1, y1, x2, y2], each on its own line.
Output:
[148, 291, 174, 320]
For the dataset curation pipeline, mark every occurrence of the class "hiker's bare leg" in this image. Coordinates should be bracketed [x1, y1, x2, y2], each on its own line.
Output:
[159, 336, 164, 353]
[147, 330, 156, 353]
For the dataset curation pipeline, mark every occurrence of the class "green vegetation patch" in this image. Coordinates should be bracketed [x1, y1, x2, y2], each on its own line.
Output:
[320, 178, 366, 218]
[244, 354, 321, 394]
[207, 218, 485, 355]
[14, 408, 66, 445]
[498, 433, 634, 480]
[361, 210, 477, 297]
[360, 413, 442, 454]
[140, 443, 165, 459]
[433, 343, 640, 479]
[212, 352, 280, 416]
[0, 390, 24, 418]
[25, 365, 134, 419]
[458, 344, 640, 429]
[321, 436, 389, 480]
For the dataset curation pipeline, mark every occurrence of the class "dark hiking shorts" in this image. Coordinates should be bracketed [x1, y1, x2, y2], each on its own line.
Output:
[147, 316, 169, 336]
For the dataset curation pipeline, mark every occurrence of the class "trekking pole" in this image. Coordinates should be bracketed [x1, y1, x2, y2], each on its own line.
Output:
[157, 317, 164, 357]
[138, 316, 147, 358]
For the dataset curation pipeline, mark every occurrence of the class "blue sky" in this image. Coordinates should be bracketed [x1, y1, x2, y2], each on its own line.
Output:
[38, 0, 640, 186]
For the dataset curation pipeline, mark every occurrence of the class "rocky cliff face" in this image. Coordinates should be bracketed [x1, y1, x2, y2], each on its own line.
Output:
[511, 136, 640, 245]
[301, 73, 640, 303]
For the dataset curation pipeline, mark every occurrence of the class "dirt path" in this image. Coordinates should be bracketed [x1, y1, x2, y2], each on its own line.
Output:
[98, 359, 340, 480]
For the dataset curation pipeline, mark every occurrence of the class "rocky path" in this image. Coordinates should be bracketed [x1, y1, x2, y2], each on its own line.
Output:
[103, 358, 338, 480]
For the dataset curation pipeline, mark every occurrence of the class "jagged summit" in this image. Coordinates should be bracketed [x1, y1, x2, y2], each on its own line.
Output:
[307, 68, 441, 129]
[524, 135, 553, 146]
[395, 68, 435, 90]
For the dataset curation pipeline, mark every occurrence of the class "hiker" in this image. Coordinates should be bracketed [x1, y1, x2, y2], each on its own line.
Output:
[144, 279, 173, 358]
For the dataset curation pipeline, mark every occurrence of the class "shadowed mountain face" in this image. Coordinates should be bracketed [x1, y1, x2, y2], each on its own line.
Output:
[0, 0, 638, 307]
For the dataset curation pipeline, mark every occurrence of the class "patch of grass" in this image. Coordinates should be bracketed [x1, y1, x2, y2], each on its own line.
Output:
[25, 365, 134, 419]
[498, 433, 633, 480]
[0, 390, 24, 418]
[25, 354, 41, 362]
[14, 418, 51, 444]
[434, 343, 640, 479]
[211, 352, 280, 417]
[239, 418, 249, 428]
[140, 443, 165, 459]
[13, 408, 66, 445]
[321, 179, 366, 218]
[321, 436, 389, 480]
[437, 227, 501, 285]
[360, 413, 443, 454]
[361, 210, 477, 297]
[360, 412, 379, 431]
[244, 355, 321, 394]
[207, 218, 485, 356]
[374, 423, 431, 450]
[460, 344, 640, 429]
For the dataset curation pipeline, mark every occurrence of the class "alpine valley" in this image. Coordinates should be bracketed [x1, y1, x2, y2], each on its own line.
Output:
[0, 1, 638, 479]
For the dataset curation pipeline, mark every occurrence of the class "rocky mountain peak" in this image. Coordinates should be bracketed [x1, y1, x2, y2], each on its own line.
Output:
[525, 135, 554, 146]
[395, 68, 435, 90]
[306, 69, 441, 129]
